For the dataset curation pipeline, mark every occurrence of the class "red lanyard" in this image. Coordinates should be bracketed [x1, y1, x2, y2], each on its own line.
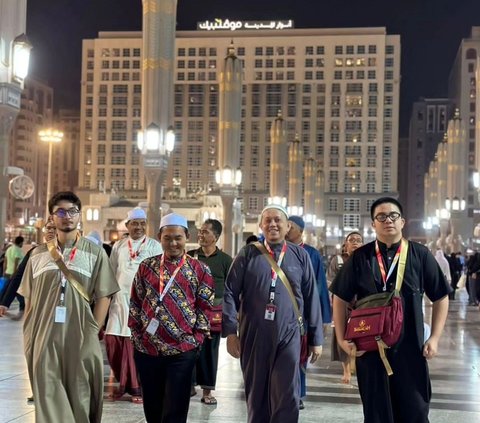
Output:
[128, 236, 147, 260]
[264, 241, 287, 282]
[159, 254, 186, 298]
[375, 240, 402, 291]
[67, 247, 77, 264]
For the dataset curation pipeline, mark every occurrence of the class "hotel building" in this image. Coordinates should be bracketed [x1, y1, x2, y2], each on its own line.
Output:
[78, 24, 400, 247]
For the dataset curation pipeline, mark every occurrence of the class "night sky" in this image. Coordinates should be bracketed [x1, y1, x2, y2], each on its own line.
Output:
[26, 0, 480, 135]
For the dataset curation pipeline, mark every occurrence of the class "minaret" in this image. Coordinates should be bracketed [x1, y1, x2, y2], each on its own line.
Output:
[269, 111, 287, 206]
[288, 134, 303, 214]
[445, 109, 467, 252]
[446, 109, 467, 205]
[314, 168, 325, 221]
[437, 133, 448, 212]
[216, 42, 243, 255]
[303, 157, 316, 221]
[142, 0, 177, 132]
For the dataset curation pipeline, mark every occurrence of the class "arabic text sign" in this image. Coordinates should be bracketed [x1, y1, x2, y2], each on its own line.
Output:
[197, 19, 294, 32]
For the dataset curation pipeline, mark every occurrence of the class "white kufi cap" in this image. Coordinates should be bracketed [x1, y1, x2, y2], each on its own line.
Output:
[127, 207, 147, 221]
[260, 204, 289, 219]
[159, 213, 188, 230]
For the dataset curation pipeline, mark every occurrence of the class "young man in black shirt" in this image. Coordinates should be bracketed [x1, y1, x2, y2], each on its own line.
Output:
[330, 197, 450, 423]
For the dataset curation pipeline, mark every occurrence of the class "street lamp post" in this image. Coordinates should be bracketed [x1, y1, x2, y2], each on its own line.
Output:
[39, 128, 63, 218]
[138, 124, 175, 236]
[216, 167, 242, 255]
[140, 0, 177, 236]
[0, 2, 30, 243]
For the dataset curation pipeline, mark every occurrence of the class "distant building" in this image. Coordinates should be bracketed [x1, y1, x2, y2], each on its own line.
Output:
[402, 98, 453, 241]
[448, 26, 480, 223]
[78, 25, 400, 249]
[56, 108, 81, 192]
[7, 77, 53, 226]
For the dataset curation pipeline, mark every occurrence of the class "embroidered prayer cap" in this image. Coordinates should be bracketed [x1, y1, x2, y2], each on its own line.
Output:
[127, 207, 147, 222]
[85, 230, 102, 246]
[159, 213, 188, 230]
[288, 215, 305, 231]
[260, 204, 289, 219]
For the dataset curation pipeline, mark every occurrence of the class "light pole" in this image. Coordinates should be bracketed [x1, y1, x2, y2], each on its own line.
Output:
[138, 123, 175, 236]
[39, 129, 63, 218]
[0, 1, 30, 243]
[216, 43, 243, 256]
[216, 167, 242, 255]
[140, 0, 177, 236]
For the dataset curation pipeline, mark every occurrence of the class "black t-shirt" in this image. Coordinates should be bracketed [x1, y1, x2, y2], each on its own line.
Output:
[330, 239, 451, 350]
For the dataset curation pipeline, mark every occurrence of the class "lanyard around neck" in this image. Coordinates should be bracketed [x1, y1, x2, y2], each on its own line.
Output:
[264, 241, 287, 281]
[264, 241, 287, 305]
[128, 236, 147, 260]
[56, 234, 80, 265]
[375, 239, 408, 292]
[159, 254, 186, 301]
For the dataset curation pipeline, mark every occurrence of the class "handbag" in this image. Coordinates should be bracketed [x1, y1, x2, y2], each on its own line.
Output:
[457, 273, 466, 289]
[210, 304, 222, 333]
[344, 238, 408, 375]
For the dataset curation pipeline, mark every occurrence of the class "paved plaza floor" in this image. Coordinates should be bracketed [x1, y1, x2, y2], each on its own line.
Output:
[1, 290, 479, 422]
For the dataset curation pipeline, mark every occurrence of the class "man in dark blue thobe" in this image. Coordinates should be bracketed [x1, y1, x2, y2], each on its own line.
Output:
[223, 204, 324, 423]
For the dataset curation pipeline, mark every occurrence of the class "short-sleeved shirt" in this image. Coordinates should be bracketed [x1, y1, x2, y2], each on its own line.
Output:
[330, 239, 451, 350]
[5, 244, 24, 275]
[187, 247, 232, 305]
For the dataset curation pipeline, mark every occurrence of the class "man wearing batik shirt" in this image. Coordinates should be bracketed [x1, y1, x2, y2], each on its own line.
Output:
[104, 207, 162, 403]
[129, 213, 214, 423]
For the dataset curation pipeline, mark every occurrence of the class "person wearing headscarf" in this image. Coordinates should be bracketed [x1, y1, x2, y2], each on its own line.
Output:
[434, 249, 452, 286]
[329, 231, 363, 384]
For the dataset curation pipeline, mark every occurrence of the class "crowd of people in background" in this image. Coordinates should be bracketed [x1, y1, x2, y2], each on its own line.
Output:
[1, 193, 473, 423]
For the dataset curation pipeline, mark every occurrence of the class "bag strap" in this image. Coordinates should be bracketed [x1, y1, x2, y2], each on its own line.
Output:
[253, 241, 305, 335]
[46, 240, 91, 304]
[393, 239, 409, 294]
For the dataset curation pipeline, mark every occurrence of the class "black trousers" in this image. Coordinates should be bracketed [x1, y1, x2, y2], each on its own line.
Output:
[134, 349, 197, 423]
[195, 332, 221, 389]
[0, 275, 25, 311]
[356, 338, 431, 423]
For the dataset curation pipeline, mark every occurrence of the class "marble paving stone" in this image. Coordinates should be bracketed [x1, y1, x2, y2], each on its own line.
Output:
[1, 294, 479, 422]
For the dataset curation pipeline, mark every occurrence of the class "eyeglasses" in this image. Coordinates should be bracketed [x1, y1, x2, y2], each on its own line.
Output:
[347, 237, 363, 243]
[374, 212, 401, 223]
[52, 208, 80, 218]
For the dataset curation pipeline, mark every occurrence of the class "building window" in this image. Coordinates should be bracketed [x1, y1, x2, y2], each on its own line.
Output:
[343, 214, 360, 229]
[328, 199, 338, 212]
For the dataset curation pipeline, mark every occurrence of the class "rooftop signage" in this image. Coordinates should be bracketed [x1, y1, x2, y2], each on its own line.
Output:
[197, 19, 294, 31]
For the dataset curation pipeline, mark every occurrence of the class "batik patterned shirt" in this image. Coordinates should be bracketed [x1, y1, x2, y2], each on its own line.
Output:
[128, 254, 214, 356]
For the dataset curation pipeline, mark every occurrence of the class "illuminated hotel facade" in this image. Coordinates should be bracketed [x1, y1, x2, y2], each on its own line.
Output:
[78, 24, 400, 246]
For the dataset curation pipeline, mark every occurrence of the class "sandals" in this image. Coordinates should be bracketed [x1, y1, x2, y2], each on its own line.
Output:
[131, 396, 143, 404]
[201, 395, 217, 405]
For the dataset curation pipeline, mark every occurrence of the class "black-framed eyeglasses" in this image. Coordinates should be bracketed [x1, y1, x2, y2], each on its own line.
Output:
[52, 208, 80, 218]
[374, 212, 401, 222]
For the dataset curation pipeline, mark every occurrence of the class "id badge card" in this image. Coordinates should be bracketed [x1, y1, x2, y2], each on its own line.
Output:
[264, 304, 276, 321]
[55, 306, 67, 323]
[146, 318, 160, 335]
